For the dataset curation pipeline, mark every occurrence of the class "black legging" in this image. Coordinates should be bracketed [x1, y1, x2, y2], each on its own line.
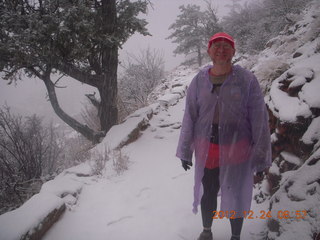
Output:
[201, 167, 243, 236]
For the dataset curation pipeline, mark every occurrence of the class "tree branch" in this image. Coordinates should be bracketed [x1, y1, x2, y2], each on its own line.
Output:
[85, 92, 100, 109]
[54, 74, 67, 88]
[41, 75, 105, 144]
[54, 62, 101, 88]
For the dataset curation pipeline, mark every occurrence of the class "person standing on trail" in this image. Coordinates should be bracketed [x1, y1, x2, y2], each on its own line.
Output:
[176, 32, 272, 240]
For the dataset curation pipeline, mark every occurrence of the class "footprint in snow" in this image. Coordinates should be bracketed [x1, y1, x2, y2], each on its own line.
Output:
[154, 135, 165, 139]
[136, 187, 150, 198]
[107, 216, 133, 226]
[171, 173, 188, 180]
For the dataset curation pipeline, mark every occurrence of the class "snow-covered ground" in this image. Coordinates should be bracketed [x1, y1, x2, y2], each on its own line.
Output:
[0, 66, 270, 240]
[40, 86, 269, 240]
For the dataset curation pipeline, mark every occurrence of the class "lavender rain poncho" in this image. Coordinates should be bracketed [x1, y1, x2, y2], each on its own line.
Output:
[176, 65, 272, 216]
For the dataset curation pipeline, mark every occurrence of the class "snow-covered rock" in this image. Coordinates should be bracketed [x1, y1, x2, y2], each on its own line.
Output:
[158, 93, 180, 107]
[247, 0, 320, 238]
[267, 150, 320, 240]
[147, 65, 197, 104]
[40, 175, 83, 199]
[0, 193, 65, 240]
[302, 116, 320, 148]
[94, 105, 156, 154]
[0, 162, 95, 240]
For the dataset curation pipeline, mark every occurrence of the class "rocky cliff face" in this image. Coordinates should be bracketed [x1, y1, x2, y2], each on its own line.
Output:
[238, 1, 320, 239]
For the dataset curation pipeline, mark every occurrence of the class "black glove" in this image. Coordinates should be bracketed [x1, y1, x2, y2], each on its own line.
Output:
[181, 160, 192, 171]
[256, 171, 264, 178]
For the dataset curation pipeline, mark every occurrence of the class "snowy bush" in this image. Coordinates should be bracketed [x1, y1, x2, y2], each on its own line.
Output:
[0, 106, 95, 215]
[222, 0, 313, 53]
[90, 147, 109, 176]
[58, 133, 93, 169]
[90, 146, 130, 176]
[111, 149, 129, 175]
[0, 107, 62, 214]
[118, 47, 165, 116]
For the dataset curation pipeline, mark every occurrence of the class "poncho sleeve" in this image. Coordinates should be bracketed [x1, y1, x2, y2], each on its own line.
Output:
[247, 75, 272, 172]
[176, 75, 199, 162]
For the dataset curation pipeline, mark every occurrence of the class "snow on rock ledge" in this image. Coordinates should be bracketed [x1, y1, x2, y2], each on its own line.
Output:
[94, 104, 158, 154]
[40, 175, 83, 200]
[147, 64, 197, 105]
[0, 193, 65, 240]
[0, 162, 94, 240]
[158, 93, 181, 108]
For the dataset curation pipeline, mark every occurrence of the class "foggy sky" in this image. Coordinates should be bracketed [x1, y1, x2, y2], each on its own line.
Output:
[0, 0, 240, 123]
[120, 0, 232, 71]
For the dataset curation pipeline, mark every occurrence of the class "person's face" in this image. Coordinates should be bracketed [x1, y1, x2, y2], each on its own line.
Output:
[207, 39, 235, 66]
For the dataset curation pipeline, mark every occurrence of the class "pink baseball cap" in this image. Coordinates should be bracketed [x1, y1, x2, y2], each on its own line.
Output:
[208, 32, 235, 50]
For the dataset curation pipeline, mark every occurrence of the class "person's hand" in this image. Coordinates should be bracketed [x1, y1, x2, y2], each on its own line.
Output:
[256, 171, 264, 178]
[254, 168, 269, 184]
[181, 160, 192, 171]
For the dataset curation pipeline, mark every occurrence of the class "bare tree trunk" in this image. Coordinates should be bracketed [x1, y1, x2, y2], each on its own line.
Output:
[99, 0, 118, 132]
[197, 46, 202, 67]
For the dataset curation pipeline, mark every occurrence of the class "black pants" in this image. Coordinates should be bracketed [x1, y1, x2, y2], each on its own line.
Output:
[201, 168, 243, 236]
